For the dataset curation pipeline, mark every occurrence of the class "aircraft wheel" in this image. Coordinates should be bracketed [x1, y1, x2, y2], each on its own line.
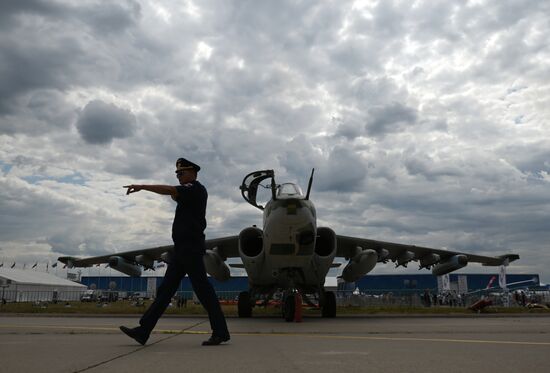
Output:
[322, 291, 336, 318]
[238, 291, 252, 318]
[283, 294, 296, 322]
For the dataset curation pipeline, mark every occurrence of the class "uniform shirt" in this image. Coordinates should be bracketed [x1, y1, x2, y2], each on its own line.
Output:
[172, 180, 207, 247]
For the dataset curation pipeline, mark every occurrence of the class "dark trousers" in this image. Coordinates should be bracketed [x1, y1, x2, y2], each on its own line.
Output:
[139, 252, 229, 338]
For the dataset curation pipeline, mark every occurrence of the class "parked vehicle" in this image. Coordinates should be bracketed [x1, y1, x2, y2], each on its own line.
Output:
[132, 291, 150, 300]
[80, 290, 98, 302]
[100, 291, 118, 302]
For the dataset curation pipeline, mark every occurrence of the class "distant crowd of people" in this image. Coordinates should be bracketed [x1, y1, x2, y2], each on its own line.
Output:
[512, 290, 544, 306]
[422, 289, 466, 307]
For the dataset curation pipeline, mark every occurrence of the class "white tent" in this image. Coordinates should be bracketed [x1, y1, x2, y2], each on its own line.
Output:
[324, 277, 338, 291]
[0, 268, 87, 302]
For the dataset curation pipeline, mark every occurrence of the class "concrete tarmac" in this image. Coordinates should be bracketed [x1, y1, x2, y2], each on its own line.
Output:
[1, 314, 549, 373]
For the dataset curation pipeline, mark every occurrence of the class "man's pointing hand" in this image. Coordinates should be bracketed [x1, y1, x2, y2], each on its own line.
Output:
[124, 185, 142, 195]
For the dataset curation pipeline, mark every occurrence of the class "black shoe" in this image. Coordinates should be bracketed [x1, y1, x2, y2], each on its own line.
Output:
[119, 326, 149, 345]
[202, 335, 230, 346]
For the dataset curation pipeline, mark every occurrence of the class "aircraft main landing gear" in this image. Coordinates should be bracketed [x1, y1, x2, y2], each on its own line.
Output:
[321, 290, 336, 318]
[238, 291, 253, 318]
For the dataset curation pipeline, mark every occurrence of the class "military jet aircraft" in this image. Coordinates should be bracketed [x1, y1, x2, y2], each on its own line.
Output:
[59, 169, 519, 321]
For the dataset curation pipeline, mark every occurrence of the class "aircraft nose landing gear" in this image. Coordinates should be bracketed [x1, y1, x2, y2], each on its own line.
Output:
[282, 291, 303, 322]
[282, 292, 295, 322]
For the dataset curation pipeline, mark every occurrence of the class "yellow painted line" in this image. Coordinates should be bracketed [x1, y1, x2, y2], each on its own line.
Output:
[0, 324, 117, 332]
[0, 325, 209, 333]
[1, 325, 549, 346]
[160, 329, 208, 334]
[179, 331, 550, 347]
[253, 333, 550, 347]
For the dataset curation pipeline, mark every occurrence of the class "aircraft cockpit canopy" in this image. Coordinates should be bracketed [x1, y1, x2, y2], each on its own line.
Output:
[277, 183, 304, 198]
[240, 169, 276, 210]
[240, 169, 313, 210]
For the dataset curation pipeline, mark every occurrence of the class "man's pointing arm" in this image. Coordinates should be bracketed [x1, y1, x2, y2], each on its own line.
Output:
[124, 184, 177, 197]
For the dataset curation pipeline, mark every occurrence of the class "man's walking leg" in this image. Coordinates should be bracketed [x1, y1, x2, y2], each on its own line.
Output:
[140, 263, 185, 333]
[121, 263, 184, 345]
[186, 254, 229, 343]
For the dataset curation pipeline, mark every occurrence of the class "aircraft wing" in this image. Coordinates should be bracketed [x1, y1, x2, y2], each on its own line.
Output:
[205, 235, 239, 258]
[336, 235, 519, 267]
[58, 236, 240, 268]
[58, 244, 174, 268]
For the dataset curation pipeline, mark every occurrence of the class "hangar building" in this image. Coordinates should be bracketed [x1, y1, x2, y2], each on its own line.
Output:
[0, 268, 87, 302]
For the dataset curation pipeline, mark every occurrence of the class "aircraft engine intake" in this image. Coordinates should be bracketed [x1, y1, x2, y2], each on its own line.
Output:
[314, 227, 336, 257]
[342, 249, 378, 282]
[204, 248, 231, 282]
[432, 255, 468, 276]
[239, 227, 264, 258]
[108, 256, 142, 277]
[313, 227, 337, 274]
[239, 227, 265, 277]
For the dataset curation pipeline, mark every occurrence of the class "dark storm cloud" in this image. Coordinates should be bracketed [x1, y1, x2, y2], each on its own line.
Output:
[278, 135, 322, 178]
[202, 0, 346, 96]
[366, 102, 418, 138]
[72, 1, 141, 35]
[499, 143, 550, 177]
[42, 232, 110, 257]
[453, 0, 548, 36]
[349, 0, 405, 39]
[0, 0, 60, 28]
[407, 2, 460, 43]
[103, 154, 160, 179]
[208, 0, 343, 55]
[260, 102, 322, 132]
[329, 77, 414, 142]
[0, 90, 75, 135]
[364, 183, 550, 252]
[0, 36, 83, 115]
[0, 0, 140, 33]
[0, 0, 143, 116]
[0, 176, 118, 255]
[404, 154, 463, 181]
[76, 100, 136, 144]
[316, 146, 368, 192]
[335, 120, 363, 140]
[277, 136, 369, 193]
[329, 38, 384, 75]
[346, 76, 403, 107]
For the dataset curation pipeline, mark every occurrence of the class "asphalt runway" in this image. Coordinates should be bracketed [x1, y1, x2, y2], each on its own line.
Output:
[0, 314, 549, 373]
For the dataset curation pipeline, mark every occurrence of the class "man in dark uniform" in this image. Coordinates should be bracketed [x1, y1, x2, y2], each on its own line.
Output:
[119, 158, 230, 346]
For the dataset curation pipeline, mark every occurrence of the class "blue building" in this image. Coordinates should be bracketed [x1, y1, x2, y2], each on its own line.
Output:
[351, 273, 539, 293]
[80, 273, 539, 294]
[80, 275, 248, 295]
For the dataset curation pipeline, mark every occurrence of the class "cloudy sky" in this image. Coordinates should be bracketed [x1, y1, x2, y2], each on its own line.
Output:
[1, 0, 549, 283]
